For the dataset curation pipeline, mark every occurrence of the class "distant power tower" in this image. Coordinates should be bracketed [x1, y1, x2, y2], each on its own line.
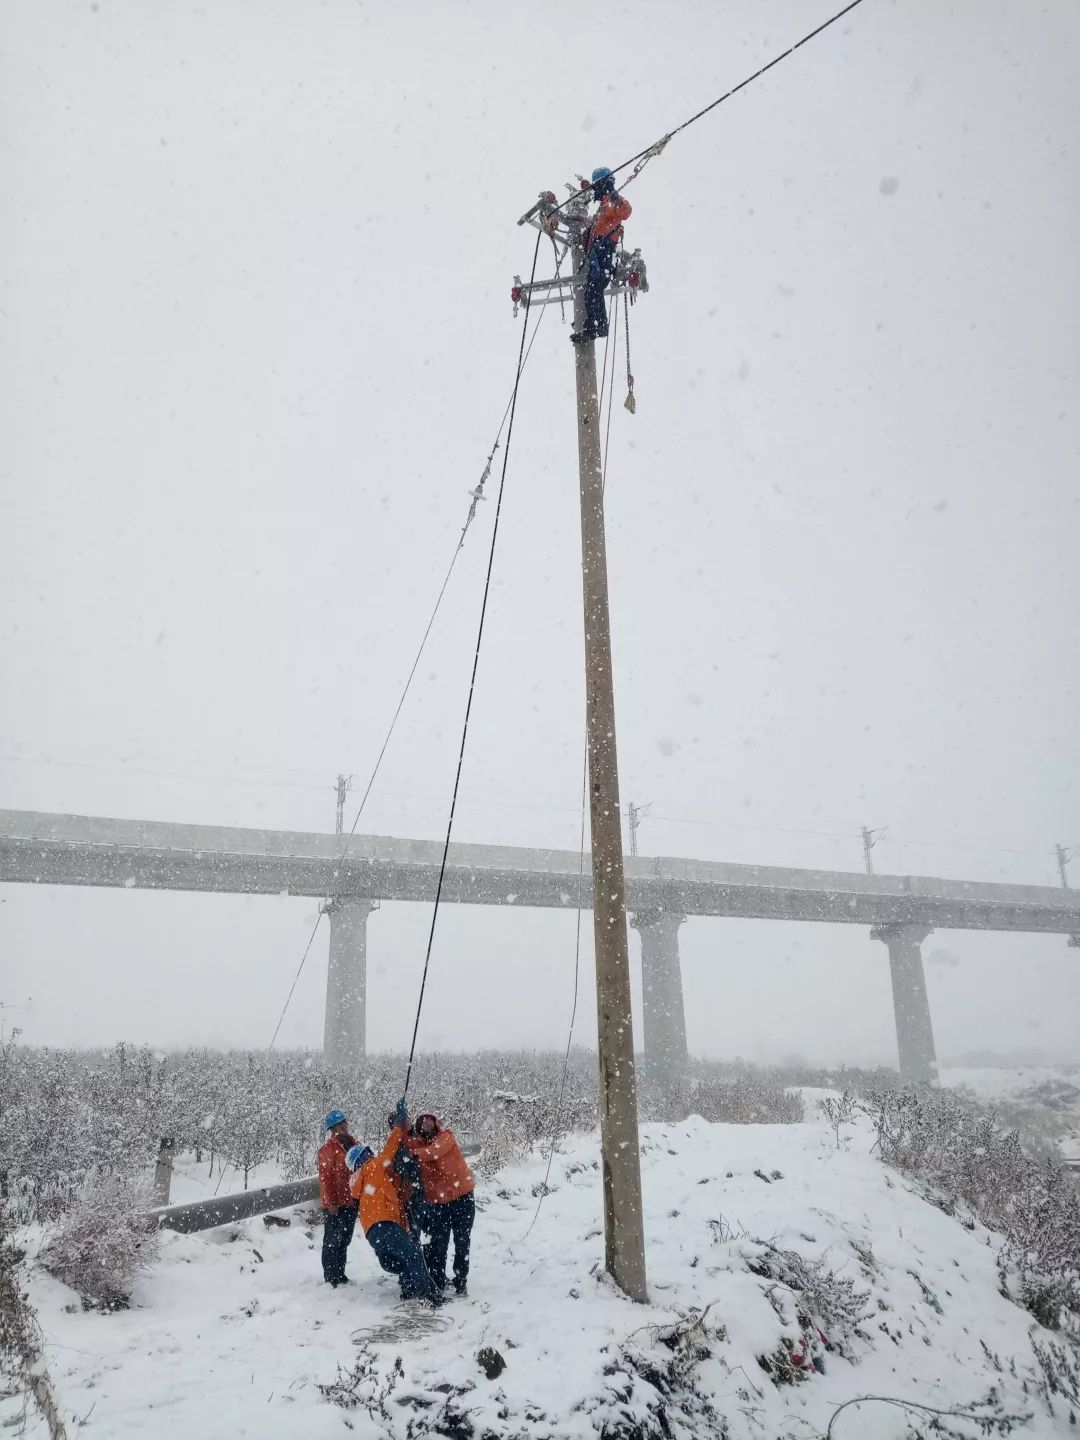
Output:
[627, 801, 652, 857]
[334, 774, 353, 839]
[862, 825, 888, 876]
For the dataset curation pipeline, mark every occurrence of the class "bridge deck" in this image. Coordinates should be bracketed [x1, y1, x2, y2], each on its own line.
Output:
[2, 809, 1079, 933]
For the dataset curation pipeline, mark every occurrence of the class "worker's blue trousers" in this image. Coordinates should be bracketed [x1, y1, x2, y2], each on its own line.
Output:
[366, 1221, 436, 1300]
[583, 237, 616, 336]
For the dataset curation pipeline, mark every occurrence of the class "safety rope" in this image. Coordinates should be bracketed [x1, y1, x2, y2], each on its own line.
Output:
[264, 286, 551, 1060]
[602, 297, 619, 487]
[403, 229, 545, 1098]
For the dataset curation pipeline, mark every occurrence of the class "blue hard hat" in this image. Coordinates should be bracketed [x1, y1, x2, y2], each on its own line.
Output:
[591, 167, 614, 185]
[346, 1144, 373, 1171]
[324, 1108, 348, 1130]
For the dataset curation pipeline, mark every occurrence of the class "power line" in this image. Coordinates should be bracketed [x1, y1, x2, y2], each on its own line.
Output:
[402, 230, 545, 1098]
[545, 0, 871, 223]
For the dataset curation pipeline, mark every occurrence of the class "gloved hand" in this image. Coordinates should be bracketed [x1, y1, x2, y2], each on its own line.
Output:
[393, 1096, 408, 1127]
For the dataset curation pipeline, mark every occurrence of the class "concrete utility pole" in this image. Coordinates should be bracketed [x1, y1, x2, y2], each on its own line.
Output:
[334, 774, 353, 839]
[627, 801, 651, 858]
[567, 195, 648, 1303]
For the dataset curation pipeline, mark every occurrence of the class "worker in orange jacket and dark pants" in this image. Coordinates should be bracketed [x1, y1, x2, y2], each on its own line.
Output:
[406, 1112, 476, 1296]
[348, 1099, 441, 1305]
[317, 1108, 358, 1288]
[572, 166, 632, 346]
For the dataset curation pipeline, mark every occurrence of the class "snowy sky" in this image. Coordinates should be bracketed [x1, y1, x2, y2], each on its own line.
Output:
[2, 0, 1078, 1064]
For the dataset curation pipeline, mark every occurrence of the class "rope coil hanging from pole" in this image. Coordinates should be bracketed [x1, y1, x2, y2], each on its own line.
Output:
[623, 292, 636, 415]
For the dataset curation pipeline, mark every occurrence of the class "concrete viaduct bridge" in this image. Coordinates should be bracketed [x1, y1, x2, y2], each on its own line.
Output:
[2, 808, 1079, 1088]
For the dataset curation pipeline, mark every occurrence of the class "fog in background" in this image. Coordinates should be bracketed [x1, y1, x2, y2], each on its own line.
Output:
[2, 0, 1078, 1065]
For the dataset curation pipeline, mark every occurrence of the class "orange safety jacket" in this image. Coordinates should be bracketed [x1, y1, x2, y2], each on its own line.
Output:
[587, 191, 632, 251]
[317, 1133, 357, 1211]
[350, 1122, 411, 1234]
[405, 1125, 475, 1205]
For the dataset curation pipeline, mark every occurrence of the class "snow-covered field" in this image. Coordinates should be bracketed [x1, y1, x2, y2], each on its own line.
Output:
[17, 1105, 1077, 1438]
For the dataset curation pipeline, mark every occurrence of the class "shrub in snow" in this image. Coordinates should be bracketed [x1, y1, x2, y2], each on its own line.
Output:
[4, 1042, 818, 1226]
[745, 1239, 869, 1388]
[690, 1075, 803, 1126]
[1, 1205, 68, 1438]
[867, 1088, 1080, 1336]
[748, 1240, 869, 1346]
[596, 1307, 732, 1439]
[819, 1090, 858, 1148]
[1030, 1327, 1080, 1413]
[39, 1168, 158, 1311]
[316, 1346, 402, 1417]
[476, 1091, 563, 1177]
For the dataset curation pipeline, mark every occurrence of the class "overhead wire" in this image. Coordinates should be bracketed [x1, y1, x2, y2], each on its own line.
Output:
[548, 0, 872, 218]
[402, 229, 545, 1098]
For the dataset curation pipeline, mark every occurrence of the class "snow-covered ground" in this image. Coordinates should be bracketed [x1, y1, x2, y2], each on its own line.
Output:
[20, 1108, 1078, 1438]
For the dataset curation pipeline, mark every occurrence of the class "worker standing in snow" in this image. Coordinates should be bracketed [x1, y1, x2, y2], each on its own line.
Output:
[571, 166, 632, 346]
[348, 1098, 442, 1307]
[406, 1112, 476, 1297]
[317, 1108, 359, 1288]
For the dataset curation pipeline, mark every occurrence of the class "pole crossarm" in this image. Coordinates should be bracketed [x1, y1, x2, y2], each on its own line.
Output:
[512, 248, 648, 316]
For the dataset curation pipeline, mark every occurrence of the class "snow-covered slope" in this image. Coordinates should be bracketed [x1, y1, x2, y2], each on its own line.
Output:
[23, 1110, 1077, 1438]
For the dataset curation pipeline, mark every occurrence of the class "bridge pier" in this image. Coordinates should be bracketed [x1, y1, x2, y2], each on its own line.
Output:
[323, 898, 375, 1068]
[630, 908, 688, 1115]
[871, 923, 938, 1086]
